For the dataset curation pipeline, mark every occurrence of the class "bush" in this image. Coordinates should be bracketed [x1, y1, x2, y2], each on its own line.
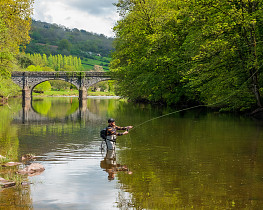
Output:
[34, 81, 51, 92]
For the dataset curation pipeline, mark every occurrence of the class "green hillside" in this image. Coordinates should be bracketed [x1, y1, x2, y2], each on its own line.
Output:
[25, 20, 114, 58]
[82, 56, 110, 71]
[24, 20, 113, 71]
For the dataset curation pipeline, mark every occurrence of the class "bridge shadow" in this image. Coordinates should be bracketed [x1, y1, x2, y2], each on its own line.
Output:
[13, 98, 103, 124]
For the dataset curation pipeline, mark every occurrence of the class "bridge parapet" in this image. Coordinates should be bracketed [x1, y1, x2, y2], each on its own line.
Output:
[12, 71, 110, 78]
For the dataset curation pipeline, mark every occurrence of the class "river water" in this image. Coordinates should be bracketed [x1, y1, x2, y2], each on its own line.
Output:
[1, 97, 263, 209]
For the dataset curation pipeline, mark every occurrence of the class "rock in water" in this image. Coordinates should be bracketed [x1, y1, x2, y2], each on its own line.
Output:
[18, 163, 45, 176]
[21, 154, 36, 161]
[3, 162, 22, 167]
[0, 178, 16, 188]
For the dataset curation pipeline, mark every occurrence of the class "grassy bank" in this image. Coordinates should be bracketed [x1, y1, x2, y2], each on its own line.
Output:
[33, 90, 116, 97]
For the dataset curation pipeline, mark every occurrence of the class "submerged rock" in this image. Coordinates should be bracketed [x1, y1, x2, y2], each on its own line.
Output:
[18, 163, 45, 176]
[21, 154, 36, 161]
[2, 162, 22, 167]
[0, 177, 16, 188]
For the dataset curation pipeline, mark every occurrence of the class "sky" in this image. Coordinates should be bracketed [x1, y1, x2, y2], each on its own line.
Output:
[33, 0, 120, 37]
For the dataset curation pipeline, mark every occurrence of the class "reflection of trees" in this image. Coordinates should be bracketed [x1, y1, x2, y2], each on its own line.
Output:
[0, 185, 33, 209]
[0, 101, 33, 208]
[0, 102, 20, 160]
[33, 98, 52, 115]
[32, 97, 79, 118]
[86, 98, 117, 117]
[115, 113, 263, 209]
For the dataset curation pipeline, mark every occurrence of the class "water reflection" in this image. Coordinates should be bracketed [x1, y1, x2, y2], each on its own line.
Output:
[13, 97, 103, 124]
[100, 150, 132, 181]
[1, 97, 124, 209]
[0, 185, 33, 209]
[1, 97, 263, 209]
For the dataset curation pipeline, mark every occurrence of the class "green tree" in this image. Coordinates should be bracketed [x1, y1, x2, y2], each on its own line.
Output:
[112, 0, 190, 104]
[48, 54, 53, 67]
[0, 0, 33, 74]
[34, 81, 52, 92]
[43, 54, 48, 66]
[0, 15, 12, 78]
[27, 65, 43, 71]
[58, 39, 71, 52]
[49, 80, 72, 90]
[16, 53, 34, 69]
[182, 0, 263, 111]
[0, 0, 33, 98]
[112, 0, 263, 111]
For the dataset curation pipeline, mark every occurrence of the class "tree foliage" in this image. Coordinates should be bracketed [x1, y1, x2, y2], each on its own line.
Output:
[19, 53, 83, 71]
[0, 0, 33, 98]
[0, 0, 33, 54]
[111, 0, 263, 111]
[34, 81, 52, 92]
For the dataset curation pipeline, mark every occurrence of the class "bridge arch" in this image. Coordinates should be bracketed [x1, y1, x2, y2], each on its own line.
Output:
[31, 79, 79, 93]
[31, 78, 80, 92]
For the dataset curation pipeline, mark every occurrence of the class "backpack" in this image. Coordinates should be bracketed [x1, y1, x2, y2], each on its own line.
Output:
[100, 127, 107, 140]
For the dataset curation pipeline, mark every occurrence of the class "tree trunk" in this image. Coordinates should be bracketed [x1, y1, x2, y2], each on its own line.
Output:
[250, 68, 262, 108]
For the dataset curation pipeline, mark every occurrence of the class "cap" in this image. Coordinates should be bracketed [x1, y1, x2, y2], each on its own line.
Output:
[108, 118, 115, 123]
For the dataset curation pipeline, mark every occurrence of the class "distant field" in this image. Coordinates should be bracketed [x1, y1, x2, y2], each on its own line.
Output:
[33, 90, 116, 96]
[82, 56, 110, 71]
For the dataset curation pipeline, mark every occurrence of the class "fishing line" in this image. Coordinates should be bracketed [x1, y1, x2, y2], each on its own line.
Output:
[128, 62, 263, 131]
[112, 61, 262, 150]
[123, 39, 263, 140]
[124, 62, 262, 148]
[124, 63, 261, 148]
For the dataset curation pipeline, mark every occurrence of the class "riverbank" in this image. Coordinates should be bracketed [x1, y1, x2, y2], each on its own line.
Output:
[0, 155, 44, 190]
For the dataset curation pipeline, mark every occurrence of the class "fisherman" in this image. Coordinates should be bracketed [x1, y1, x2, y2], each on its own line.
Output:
[106, 118, 133, 150]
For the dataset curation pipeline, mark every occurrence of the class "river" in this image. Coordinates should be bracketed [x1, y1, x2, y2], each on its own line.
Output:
[0, 96, 263, 209]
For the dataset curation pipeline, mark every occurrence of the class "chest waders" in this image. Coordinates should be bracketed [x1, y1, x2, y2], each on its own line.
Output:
[100, 127, 117, 150]
[105, 128, 117, 150]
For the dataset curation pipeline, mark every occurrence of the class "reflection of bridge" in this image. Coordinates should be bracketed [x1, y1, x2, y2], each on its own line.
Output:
[12, 99, 103, 124]
[11, 71, 111, 101]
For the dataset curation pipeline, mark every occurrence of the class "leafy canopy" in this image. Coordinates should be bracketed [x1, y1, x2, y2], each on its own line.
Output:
[0, 0, 33, 97]
[111, 0, 263, 111]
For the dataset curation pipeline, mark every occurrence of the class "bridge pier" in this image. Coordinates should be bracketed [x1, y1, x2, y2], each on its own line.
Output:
[79, 86, 87, 101]
[22, 86, 32, 116]
[22, 86, 31, 100]
[79, 98, 87, 110]
[22, 96, 32, 124]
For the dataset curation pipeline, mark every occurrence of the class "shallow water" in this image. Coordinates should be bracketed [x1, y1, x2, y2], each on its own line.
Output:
[1, 97, 263, 209]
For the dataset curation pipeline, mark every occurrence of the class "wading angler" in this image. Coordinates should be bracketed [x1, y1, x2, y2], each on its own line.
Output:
[101, 118, 133, 150]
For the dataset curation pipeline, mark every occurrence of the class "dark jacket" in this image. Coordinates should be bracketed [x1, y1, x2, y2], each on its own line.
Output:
[106, 125, 127, 136]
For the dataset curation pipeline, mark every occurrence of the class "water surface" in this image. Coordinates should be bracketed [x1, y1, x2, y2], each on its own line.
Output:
[0, 97, 263, 209]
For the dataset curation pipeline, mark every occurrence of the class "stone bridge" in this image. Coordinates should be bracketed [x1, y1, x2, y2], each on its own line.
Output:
[11, 71, 111, 101]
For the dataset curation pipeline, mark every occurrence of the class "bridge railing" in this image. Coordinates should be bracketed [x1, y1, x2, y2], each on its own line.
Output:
[11, 71, 111, 78]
